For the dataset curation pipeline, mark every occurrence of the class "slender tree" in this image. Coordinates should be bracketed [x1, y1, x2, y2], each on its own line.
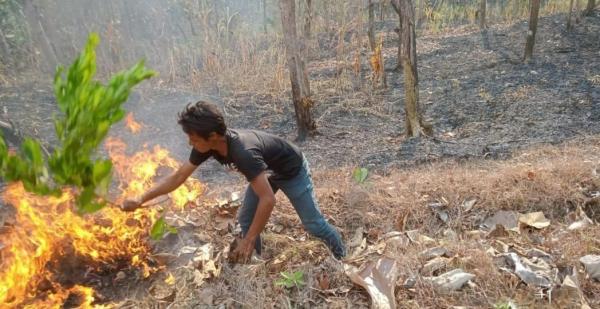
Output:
[279, 0, 315, 140]
[391, 0, 430, 137]
[524, 0, 541, 62]
[368, 0, 376, 51]
[304, 0, 312, 39]
[479, 0, 486, 29]
[575, 0, 582, 23]
[584, 0, 597, 16]
[262, 0, 268, 33]
[391, 0, 403, 70]
[568, 0, 575, 31]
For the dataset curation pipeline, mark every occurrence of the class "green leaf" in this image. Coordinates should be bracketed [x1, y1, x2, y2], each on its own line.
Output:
[0, 32, 154, 214]
[274, 271, 305, 289]
[150, 217, 177, 240]
[353, 167, 368, 184]
[92, 160, 112, 185]
[77, 187, 104, 214]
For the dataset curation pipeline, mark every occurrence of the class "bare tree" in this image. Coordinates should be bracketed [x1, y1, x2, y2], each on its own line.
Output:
[0, 27, 10, 61]
[416, 0, 425, 28]
[262, 0, 268, 33]
[368, 0, 376, 51]
[584, 0, 597, 16]
[391, 1, 403, 70]
[524, 0, 541, 62]
[576, 0, 582, 23]
[304, 0, 312, 39]
[568, 0, 575, 30]
[391, 0, 430, 137]
[279, 0, 315, 140]
[479, 0, 486, 29]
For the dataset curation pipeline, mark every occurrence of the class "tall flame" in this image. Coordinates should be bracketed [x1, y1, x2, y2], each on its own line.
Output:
[0, 137, 204, 307]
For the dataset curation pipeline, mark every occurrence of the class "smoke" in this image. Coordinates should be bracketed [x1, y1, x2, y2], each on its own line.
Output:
[7, 0, 273, 80]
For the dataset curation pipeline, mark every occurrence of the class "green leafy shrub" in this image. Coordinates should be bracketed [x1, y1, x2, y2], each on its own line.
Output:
[0, 32, 155, 213]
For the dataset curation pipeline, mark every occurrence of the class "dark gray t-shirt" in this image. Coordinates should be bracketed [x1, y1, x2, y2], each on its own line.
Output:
[189, 129, 303, 181]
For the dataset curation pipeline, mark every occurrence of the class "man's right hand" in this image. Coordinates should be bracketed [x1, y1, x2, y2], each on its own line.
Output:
[121, 198, 143, 212]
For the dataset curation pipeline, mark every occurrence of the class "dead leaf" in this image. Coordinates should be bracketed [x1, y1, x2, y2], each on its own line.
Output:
[556, 266, 591, 308]
[424, 269, 475, 292]
[405, 230, 435, 244]
[568, 207, 593, 231]
[429, 201, 449, 223]
[214, 215, 234, 232]
[350, 237, 368, 258]
[487, 224, 510, 238]
[462, 197, 477, 212]
[421, 257, 450, 275]
[367, 228, 382, 240]
[179, 246, 198, 255]
[272, 223, 285, 233]
[193, 269, 209, 287]
[150, 280, 176, 302]
[227, 237, 242, 263]
[580, 255, 600, 280]
[348, 226, 365, 248]
[150, 252, 177, 266]
[115, 271, 126, 282]
[317, 272, 330, 290]
[519, 212, 550, 229]
[443, 228, 458, 241]
[344, 257, 399, 309]
[482, 211, 521, 232]
[197, 288, 215, 305]
[192, 243, 213, 265]
[419, 247, 450, 260]
[194, 232, 212, 243]
[503, 253, 553, 288]
[401, 275, 417, 289]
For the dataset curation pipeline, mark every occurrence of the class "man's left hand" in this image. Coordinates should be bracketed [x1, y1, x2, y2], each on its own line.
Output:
[231, 236, 255, 263]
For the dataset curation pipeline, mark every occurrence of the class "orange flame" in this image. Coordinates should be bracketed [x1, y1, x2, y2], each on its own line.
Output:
[125, 113, 142, 134]
[0, 137, 204, 307]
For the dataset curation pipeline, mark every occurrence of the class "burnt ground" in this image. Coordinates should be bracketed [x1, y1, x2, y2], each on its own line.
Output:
[1, 11, 598, 185]
[0, 10, 599, 307]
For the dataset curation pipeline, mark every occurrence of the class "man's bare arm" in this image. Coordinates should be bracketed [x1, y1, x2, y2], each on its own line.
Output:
[122, 162, 198, 210]
[243, 171, 276, 242]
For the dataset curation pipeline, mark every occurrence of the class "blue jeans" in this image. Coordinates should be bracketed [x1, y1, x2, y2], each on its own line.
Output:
[238, 158, 346, 259]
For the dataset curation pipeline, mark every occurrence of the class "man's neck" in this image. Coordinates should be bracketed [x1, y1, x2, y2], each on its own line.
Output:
[212, 135, 228, 157]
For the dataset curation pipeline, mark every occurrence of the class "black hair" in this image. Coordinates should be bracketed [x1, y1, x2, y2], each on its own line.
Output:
[177, 100, 227, 139]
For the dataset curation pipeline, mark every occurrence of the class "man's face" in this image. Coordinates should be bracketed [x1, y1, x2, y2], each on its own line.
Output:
[187, 133, 212, 152]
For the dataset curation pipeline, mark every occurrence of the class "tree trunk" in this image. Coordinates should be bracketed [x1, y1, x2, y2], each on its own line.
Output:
[0, 27, 10, 62]
[575, 0, 582, 23]
[368, 0, 376, 51]
[394, 0, 430, 137]
[584, 0, 596, 16]
[524, 0, 541, 62]
[304, 0, 312, 39]
[567, 0, 575, 30]
[279, 0, 315, 141]
[391, 1, 403, 70]
[417, 0, 425, 28]
[479, 0, 486, 29]
[262, 0, 268, 33]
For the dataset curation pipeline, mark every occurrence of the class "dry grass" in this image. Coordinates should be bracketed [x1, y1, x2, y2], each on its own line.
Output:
[315, 137, 600, 236]
[293, 136, 600, 307]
